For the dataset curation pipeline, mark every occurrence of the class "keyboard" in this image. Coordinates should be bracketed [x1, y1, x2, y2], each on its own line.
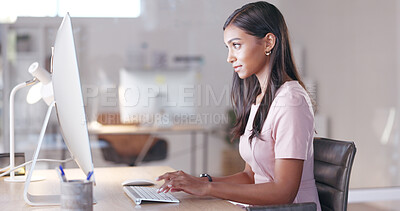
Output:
[123, 186, 180, 205]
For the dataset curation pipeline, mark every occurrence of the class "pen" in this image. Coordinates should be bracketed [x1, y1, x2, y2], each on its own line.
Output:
[56, 167, 63, 182]
[86, 171, 94, 181]
[58, 165, 67, 182]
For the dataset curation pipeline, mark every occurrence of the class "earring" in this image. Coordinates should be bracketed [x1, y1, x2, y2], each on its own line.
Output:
[265, 51, 271, 56]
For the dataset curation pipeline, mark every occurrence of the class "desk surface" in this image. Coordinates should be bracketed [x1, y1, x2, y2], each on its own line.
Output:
[1, 166, 241, 210]
[88, 123, 208, 135]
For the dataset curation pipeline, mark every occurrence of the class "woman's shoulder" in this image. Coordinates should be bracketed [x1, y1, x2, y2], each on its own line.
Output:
[272, 81, 312, 108]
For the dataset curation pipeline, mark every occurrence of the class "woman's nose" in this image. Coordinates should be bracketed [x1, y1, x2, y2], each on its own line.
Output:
[227, 52, 236, 63]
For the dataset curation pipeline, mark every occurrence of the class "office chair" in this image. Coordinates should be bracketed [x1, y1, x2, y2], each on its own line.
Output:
[99, 135, 168, 166]
[96, 113, 168, 166]
[246, 137, 356, 211]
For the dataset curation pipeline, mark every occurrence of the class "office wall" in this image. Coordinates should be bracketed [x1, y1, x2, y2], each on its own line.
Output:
[277, 0, 399, 188]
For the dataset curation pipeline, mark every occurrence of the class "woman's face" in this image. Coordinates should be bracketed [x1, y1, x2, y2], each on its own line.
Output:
[224, 24, 269, 79]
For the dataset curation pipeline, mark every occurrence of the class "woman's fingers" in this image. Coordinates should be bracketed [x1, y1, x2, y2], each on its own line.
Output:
[168, 177, 187, 189]
[158, 186, 169, 193]
[159, 180, 182, 193]
[157, 175, 184, 193]
[156, 172, 172, 181]
[156, 170, 186, 181]
[170, 188, 183, 192]
[158, 182, 172, 193]
[168, 176, 209, 196]
[156, 171, 190, 193]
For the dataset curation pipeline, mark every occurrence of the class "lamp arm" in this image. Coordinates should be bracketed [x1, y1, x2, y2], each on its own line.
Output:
[26, 78, 38, 86]
[8, 79, 38, 180]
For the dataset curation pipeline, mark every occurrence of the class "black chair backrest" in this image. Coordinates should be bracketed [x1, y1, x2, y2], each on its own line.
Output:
[247, 202, 317, 211]
[313, 137, 356, 211]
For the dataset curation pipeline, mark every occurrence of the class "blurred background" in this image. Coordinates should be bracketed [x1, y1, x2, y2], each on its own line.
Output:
[0, 0, 399, 210]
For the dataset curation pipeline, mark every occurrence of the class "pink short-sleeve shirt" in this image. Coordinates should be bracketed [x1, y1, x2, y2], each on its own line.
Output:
[239, 81, 321, 210]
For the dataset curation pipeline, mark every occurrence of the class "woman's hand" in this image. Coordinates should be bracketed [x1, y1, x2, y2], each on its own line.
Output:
[156, 170, 210, 196]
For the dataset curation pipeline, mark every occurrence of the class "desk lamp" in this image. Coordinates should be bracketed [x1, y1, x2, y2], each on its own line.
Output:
[4, 62, 54, 183]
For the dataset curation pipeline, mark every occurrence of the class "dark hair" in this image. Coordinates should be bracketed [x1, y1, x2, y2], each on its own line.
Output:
[224, 1, 307, 142]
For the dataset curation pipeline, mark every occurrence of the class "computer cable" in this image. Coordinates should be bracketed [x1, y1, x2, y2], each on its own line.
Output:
[0, 157, 73, 178]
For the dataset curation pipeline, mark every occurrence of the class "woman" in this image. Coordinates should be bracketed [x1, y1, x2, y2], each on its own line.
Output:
[156, 1, 321, 209]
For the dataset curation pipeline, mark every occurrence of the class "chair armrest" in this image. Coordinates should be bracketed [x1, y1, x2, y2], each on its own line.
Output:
[246, 202, 317, 211]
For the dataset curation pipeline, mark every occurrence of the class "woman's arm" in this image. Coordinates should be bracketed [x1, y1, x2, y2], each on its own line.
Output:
[162, 159, 303, 205]
[157, 163, 254, 193]
[208, 163, 254, 184]
[208, 159, 303, 205]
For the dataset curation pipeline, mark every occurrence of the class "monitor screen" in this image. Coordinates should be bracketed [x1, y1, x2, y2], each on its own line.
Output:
[52, 13, 94, 177]
[119, 69, 197, 126]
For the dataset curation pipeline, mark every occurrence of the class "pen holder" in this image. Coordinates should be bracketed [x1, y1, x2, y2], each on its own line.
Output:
[61, 180, 93, 211]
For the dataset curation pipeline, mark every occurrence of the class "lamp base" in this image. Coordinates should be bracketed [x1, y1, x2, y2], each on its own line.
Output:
[5, 175, 45, 183]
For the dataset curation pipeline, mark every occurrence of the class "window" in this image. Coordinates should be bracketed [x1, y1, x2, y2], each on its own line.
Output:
[58, 0, 141, 18]
[0, 0, 141, 20]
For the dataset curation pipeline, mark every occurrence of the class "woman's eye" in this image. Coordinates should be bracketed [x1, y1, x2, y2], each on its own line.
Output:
[233, 43, 241, 49]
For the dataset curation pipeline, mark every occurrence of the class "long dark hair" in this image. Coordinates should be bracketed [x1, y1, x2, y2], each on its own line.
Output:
[224, 1, 307, 142]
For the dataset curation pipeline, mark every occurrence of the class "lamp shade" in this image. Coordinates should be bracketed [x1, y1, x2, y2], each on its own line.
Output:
[26, 62, 54, 105]
[26, 83, 42, 104]
[28, 62, 51, 85]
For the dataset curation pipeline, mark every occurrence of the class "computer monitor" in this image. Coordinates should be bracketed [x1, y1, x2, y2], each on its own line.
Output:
[119, 69, 197, 126]
[22, 13, 94, 206]
[52, 13, 94, 177]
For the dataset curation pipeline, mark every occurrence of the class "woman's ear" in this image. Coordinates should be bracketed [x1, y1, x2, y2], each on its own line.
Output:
[264, 33, 276, 53]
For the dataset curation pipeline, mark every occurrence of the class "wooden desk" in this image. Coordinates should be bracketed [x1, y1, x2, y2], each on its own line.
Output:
[88, 123, 207, 135]
[89, 124, 210, 175]
[1, 166, 241, 210]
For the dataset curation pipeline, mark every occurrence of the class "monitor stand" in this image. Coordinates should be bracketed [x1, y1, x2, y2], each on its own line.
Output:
[23, 102, 97, 206]
[24, 102, 61, 206]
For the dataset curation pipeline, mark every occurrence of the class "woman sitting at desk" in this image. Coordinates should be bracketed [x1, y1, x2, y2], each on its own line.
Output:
[157, 1, 321, 209]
